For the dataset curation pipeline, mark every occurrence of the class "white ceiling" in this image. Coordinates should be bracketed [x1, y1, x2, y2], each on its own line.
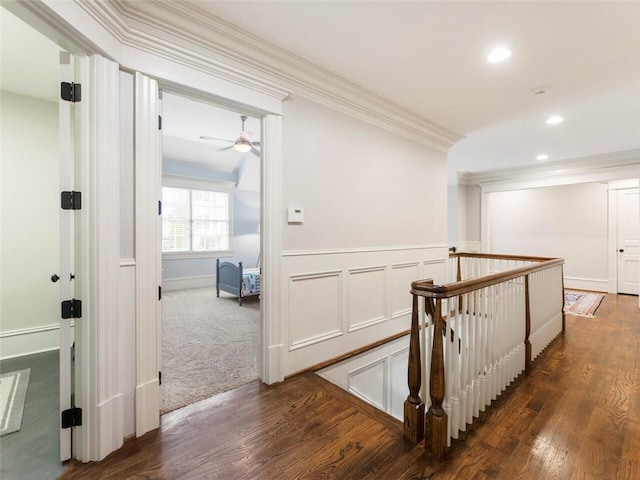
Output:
[191, 1, 640, 174]
[4, 3, 640, 176]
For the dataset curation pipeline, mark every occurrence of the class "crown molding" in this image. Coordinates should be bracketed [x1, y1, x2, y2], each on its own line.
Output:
[75, 0, 460, 152]
[457, 149, 640, 190]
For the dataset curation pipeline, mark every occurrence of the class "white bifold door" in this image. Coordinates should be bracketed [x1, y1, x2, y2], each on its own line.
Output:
[617, 188, 639, 295]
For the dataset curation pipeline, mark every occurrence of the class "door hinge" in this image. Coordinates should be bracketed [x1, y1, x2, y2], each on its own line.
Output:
[61, 82, 81, 102]
[158, 115, 162, 130]
[61, 191, 82, 210]
[159, 371, 162, 385]
[61, 407, 82, 428]
[158, 286, 162, 301]
[61, 299, 82, 319]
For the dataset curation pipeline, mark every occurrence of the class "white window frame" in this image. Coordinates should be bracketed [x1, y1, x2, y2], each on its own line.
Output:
[162, 175, 234, 259]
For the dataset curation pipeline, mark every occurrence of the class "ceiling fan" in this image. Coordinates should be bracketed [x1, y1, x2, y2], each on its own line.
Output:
[199, 115, 261, 156]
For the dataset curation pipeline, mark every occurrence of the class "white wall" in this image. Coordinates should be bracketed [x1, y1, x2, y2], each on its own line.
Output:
[283, 98, 447, 250]
[0, 90, 59, 358]
[487, 182, 609, 291]
[280, 98, 448, 375]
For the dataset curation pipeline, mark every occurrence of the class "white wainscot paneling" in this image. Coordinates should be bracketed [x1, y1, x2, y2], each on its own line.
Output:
[289, 271, 343, 350]
[347, 266, 387, 332]
[390, 346, 409, 420]
[348, 358, 387, 411]
[391, 262, 420, 319]
[423, 258, 447, 283]
[318, 335, 409, 421]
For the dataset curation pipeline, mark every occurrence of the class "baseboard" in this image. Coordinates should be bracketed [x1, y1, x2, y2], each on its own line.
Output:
[162, 275, 215, 291]
[564, 276, 608, 293]
[97, 393, 124, 461]
[0, 323, 75, 360]
[135, 379, 160, 437]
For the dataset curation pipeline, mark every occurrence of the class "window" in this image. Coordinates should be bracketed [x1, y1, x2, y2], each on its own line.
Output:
[162, 186, 230, 254]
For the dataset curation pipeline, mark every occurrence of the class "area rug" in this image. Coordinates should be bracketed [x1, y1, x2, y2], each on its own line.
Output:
[0, 368, 30, 437]
[564, 290, 605, 317]
[161, 287, 260, 414]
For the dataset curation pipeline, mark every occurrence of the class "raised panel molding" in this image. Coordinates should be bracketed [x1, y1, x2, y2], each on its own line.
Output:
[289, 271, 343, 350]
[347, 266, 387, 333]
[347, 358, 388, 411]
[390, 262, 420, 319]
[389, 346, 410, 420]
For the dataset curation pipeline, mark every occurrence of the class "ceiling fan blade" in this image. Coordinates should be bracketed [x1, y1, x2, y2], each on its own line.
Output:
[200, 135, 233, 143]
[251, 141, 261, 146]
[250, 146, 261, 156]
[217, 145, 235, 152]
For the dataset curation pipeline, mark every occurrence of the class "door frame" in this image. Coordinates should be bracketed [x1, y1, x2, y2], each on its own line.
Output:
[607, 179, 640, 296]
[133, 83, 285, 439]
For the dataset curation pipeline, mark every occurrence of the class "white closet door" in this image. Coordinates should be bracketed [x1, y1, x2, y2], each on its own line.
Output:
[617, 188, 639, 295]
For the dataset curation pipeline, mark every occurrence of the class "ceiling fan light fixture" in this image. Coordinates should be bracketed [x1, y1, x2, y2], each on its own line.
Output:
[234, 138, 252, 153]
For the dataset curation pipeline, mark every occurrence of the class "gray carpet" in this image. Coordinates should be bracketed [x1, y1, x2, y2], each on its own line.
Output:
[162, 287, 260, 414]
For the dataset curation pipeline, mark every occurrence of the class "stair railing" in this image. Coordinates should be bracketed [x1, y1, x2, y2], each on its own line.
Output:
[404, 253, 565, 459]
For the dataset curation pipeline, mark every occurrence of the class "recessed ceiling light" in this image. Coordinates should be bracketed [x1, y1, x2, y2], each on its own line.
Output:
[487, 47, 512, 63]
[546, 115, 564, 125]
[536, 154, 549, 161]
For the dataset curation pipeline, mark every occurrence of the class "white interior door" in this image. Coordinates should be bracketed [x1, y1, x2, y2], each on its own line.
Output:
[617, 188, 639, 295]
[59, 51, 76, 461]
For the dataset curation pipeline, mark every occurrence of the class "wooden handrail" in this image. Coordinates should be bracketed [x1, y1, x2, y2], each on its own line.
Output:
[412, 258, 564, 298]
[450, 252, 557, 262]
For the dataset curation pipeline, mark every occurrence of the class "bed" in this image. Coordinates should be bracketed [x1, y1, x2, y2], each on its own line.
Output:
[216, 259, 261, 306]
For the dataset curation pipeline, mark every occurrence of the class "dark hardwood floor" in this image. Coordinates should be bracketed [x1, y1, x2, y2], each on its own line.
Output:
[59, 294, 640, 479]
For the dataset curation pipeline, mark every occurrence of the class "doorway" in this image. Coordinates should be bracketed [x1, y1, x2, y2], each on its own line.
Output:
[617, 188, 639, 295]
[159, 92, 262, 414]
[0, 7, 71, 479]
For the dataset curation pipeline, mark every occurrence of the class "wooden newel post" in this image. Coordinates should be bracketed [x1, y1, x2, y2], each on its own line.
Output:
[404, 294, 425, 443]
[524, 275, 532, 373]
[424, 297, 447, 459]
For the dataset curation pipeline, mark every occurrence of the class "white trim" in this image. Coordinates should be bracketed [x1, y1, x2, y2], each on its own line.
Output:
[282, 244, 449, 257]
[162, 275, 216, 291]
[608, 188, 619, 294]
[134, 72, 162, 438]
[608, 179, 639, 190]
[162, 174, 234, 191]
[0, 324, 75, 360]
[26, 0, 459, 151]
[73, 54, 122, 462]
[121, 1, 459, 151]
[463, 149, 640, 191]
[261, 114, 284, 383]
[290, 330, 344, 351]
[564, 276, 608, 293]
[163, 251, 233, 260]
